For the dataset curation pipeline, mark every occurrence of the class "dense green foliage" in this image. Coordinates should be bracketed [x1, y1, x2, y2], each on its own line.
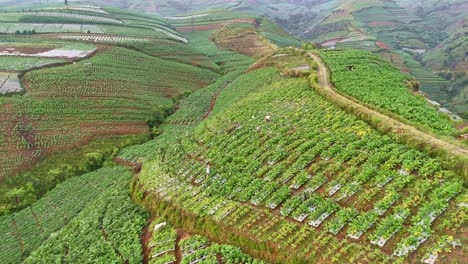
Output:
[146, 217, 264, 264]
[0, 2, 465, 264]
[0, 7, 182, 39]
[318, 49, 456, 133]
[211, 67, 280, 115]
[166, 70, 242, 124]
[126, 39, 220, 71]
[24, 181, 148, 263]
[0, 45, 218, 212]
[0, 135, 145, 215]
[0, 166, 137, 263]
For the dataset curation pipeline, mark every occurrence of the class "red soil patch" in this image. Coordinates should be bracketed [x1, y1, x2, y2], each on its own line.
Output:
[376, 41, 392, 50]
[114, 157, 142, 173]
[175, 229, 191, 264]
[456, 122, 468, 130]
[177, 24, 223, 32]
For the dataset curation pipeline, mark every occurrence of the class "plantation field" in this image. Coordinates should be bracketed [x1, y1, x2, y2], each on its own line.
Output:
[122, 39, 219, 71]
[317, 49, 456, 133]
[135, 68, 466, 263]
[184, 30, 255, 73]
[210, 22, 276, 58]
[0, 57, 67, 71]
[0, 37, 97, 72]
[165, 71, 243, 124]
[0, 166, 142, 264]
[0, 45, 218, 212]
[0, 2, 465, 264]
[258, 18, 302, 48]
[167, 10, 257, 30]
[120, 31, 263, 161]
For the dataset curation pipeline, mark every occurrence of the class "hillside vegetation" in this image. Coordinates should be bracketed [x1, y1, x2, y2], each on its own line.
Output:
[0, 6, 223, 214]
[0, 166, 145, 264]
[133, 65, 466, 263]
[317, 49, 457, 133]
[0, 2, 466, 264]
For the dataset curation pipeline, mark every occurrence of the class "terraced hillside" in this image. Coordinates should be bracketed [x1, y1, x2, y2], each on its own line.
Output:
[317, 49, 457, 133]
[0, 166, 147, 264]
[0, 164, 263, 263]
[0, 1, 466, 264]
[0, 4, 185, 41]
[118, 48, 467, 263]
[6, 1, 462, 115]
[0, 5, 224, 214]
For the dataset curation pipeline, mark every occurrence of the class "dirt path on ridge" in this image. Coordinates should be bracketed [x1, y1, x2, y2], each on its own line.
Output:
[308, 52, 468, 158]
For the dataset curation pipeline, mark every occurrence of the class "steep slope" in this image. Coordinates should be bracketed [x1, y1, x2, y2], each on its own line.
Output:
[0, 4, 221, 214]
[131, 62, 466, 263]
[210, 22, 276, 58]
[422, 20, 468, 118]
[139, 0, 467, 118]
[0, 166, 147, 264]
[0, 9, 285, 263]
[316, 49, 457, 133]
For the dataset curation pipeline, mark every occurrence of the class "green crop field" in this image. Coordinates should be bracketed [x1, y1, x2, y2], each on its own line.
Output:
[317, 49, 456, 133]
[184, 30, 255, 73]
[0, 44, 218, 213]
[0, 166, 143, 264]
[0, 6, 184, 41]
[259, 18, 302, 48]
[0, 1, 466, 264]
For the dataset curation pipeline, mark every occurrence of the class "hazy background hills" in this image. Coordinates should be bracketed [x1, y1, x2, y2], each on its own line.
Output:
[1, 0, 465, 117]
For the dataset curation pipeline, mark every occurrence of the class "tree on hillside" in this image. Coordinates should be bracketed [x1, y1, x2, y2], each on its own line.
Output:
[83, 152, 104, 172]
[5, 188, 26, 206]
[405, 80, 421, 92]
[65, 0, 68, 5]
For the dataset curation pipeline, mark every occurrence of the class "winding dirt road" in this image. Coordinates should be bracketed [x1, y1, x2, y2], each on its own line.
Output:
[308, 52, 468, 159]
